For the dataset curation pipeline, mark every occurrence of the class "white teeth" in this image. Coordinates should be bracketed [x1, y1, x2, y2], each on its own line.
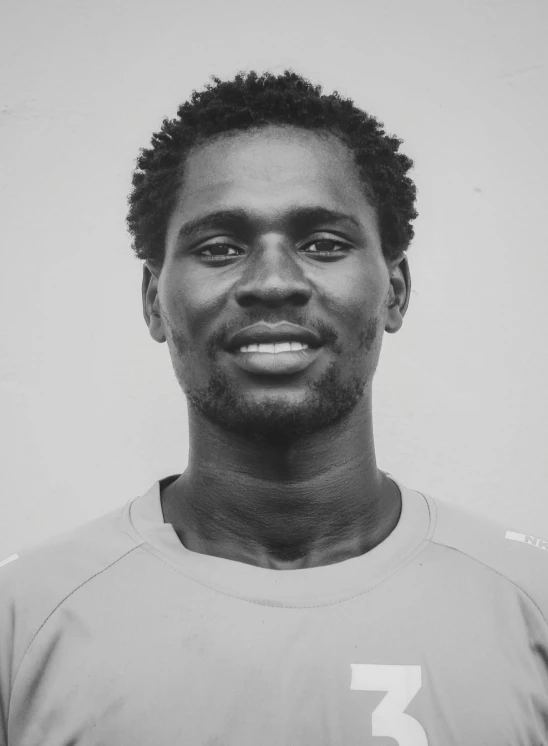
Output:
[274, 342, 292, 353]
[239, 341, 309, 353]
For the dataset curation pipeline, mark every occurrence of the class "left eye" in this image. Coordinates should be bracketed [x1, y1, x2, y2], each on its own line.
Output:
[301, 239, 347, 254]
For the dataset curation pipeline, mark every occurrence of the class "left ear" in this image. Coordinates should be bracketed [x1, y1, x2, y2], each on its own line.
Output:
[385, 254, 411, 334]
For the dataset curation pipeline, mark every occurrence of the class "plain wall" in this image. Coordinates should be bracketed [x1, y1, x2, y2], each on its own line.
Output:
[1, 0, 547, 557]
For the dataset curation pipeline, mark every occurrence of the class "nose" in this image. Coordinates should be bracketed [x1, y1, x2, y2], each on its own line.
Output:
[234, 238, 313, 308]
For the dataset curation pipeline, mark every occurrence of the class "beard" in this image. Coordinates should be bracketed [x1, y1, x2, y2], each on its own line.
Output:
[166, 318, 380, 446]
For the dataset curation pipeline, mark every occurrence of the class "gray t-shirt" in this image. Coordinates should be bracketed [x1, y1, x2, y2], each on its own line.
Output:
[1, 474, 547, 745]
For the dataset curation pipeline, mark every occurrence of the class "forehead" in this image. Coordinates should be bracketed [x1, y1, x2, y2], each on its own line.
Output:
[171, 126, 377, 228]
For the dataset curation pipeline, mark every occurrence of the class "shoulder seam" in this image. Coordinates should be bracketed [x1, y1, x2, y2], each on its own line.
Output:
[424, 490, 548, 627]
[427, 535, 548, 627]
[417, 490, 437, 541]
[9, 542, 144, 716]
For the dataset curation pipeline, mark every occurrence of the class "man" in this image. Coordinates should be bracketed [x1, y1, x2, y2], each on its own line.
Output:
[1, 70, 547, 745]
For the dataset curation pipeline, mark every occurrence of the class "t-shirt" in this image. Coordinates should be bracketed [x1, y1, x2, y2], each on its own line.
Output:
[1, 473, 547, 746]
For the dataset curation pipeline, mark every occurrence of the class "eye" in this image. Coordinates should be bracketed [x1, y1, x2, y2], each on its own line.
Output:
[301, 239, 349, 258]
[198, 244, 244, 262]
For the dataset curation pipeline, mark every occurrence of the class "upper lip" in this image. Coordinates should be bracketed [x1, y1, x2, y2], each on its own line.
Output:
[226, 322, 323, 351]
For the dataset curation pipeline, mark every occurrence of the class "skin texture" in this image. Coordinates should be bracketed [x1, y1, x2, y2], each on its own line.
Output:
[143, 125, 410, 570]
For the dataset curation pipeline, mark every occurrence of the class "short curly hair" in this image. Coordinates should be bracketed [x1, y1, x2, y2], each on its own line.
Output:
[127, 70, 418, 265]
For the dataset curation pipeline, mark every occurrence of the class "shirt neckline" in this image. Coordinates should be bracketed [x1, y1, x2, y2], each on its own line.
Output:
[127, 473, 434, 607]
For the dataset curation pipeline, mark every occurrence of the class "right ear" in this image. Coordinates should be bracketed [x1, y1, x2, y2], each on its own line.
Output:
[142, 262, 166, 343]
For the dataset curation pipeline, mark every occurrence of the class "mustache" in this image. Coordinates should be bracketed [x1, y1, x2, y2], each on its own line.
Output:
[206, 314, 340, 356]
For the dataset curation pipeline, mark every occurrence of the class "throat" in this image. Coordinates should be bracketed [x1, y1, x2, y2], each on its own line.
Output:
[161, 471, 402, 570]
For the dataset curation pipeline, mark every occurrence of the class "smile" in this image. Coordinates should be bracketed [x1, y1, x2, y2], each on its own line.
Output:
[238, 342, 309, 354]
[229, 343, 323, 375]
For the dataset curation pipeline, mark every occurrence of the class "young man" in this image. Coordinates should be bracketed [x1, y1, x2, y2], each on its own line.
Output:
[1, 70, 547, 745]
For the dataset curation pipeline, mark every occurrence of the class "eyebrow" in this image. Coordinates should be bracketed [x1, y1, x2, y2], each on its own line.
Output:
[176, 206, 362, 242]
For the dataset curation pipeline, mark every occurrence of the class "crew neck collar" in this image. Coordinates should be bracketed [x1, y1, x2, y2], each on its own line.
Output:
[127, 473, 433, 607]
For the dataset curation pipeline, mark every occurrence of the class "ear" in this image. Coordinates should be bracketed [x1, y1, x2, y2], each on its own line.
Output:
[385, 254, 411, 334]
[142, 262, 166, 343]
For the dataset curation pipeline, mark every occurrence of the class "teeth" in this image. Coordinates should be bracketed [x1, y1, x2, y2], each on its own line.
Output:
[239, 341, 309, 353]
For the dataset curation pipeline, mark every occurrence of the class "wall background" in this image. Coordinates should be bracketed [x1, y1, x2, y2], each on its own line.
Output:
[1, 0, 547, 557]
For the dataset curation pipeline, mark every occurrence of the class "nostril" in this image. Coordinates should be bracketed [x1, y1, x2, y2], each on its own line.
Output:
[235, 285, 312, 306]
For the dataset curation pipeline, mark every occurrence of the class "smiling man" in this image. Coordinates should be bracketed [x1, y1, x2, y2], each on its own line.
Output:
[1, 71, 548, 745]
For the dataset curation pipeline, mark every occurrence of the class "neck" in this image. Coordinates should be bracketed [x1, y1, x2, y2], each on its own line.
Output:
[161, 398, 401, 569]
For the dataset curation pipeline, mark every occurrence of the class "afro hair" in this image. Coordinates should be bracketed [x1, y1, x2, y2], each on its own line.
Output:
[127, 70, 418, 265]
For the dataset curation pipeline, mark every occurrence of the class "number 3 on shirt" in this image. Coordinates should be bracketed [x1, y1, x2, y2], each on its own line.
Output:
[351, 664, 429, 745]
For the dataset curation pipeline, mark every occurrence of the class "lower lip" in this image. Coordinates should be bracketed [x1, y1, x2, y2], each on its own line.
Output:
[228, 347, 323, 375]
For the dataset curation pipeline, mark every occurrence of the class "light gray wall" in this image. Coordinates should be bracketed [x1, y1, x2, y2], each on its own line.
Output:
[1, 0, 547, 556]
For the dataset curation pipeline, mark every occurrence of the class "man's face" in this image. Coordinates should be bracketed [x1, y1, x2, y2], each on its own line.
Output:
[144, 126, 406, 443]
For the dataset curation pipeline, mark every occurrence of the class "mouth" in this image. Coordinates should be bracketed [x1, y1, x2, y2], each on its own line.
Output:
[224, 322, 325, 376]
[227, 342, 324, 376]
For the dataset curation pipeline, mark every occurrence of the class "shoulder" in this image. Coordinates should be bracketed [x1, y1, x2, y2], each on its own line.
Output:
[424, 491, 548, 623]
[0, 501, 144, 668]
[0, 501, 143, 603]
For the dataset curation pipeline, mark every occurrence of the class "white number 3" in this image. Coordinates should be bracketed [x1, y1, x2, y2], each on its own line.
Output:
[351, 664, 429, 745]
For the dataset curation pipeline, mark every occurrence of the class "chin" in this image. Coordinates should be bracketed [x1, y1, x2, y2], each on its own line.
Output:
[184, 362, 367, 444]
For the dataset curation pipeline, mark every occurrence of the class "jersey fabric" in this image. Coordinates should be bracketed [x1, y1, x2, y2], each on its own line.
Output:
[1, 474, 547, 746]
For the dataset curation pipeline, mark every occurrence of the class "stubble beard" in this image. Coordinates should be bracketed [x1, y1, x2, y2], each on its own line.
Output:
[167, 319, 380, 446]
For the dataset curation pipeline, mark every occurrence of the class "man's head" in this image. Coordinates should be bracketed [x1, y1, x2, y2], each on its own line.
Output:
[131, 71, 417, 444]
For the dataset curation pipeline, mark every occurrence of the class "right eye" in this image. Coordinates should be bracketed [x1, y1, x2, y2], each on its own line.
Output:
[198, 244, 244, 262]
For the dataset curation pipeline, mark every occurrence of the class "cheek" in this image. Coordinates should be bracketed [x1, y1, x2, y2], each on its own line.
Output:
[161, 265, 226, 325]
[159, 273, 193, 330]
[159, 272, 222, 369]
[330, 267, 388, 326]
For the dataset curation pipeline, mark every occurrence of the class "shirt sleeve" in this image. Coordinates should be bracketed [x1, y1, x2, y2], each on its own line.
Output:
[0, 555, 21, 746]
